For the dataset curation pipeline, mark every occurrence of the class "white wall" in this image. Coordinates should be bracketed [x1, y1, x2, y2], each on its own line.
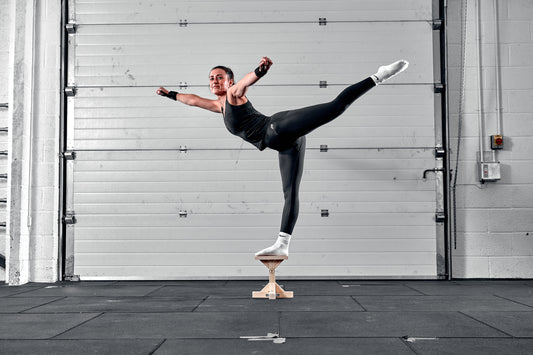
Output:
[29, 0, 61, 282]
[4, 0, 61, 284]
[448, 0, 533, 278]
[0, 0, 12, 281]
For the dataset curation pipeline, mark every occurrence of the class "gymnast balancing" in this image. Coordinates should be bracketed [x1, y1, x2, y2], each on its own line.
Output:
[157, 57, 408, 257]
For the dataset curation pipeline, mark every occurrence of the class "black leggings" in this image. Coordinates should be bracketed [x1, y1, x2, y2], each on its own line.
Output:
[264, 77, 376, 234]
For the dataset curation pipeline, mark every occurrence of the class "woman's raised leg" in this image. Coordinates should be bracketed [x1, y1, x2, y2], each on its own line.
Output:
[268, 77, 375, 141]
[268, 60, 408, 141]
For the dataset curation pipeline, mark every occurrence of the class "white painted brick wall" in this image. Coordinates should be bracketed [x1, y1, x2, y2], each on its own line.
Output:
[4, 0, 60, 284]
[448, 0, 533, 278]
[0, 0, 12, 282]
[28, 0, 61, 282]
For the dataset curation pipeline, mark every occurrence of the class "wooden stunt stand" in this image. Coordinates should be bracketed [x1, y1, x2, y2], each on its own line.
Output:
[252, 255, 293, 300]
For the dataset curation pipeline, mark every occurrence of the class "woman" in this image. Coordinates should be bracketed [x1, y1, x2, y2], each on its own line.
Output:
[157, 57, 408, 256]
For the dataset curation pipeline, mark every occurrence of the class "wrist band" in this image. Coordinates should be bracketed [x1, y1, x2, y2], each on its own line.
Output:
[254, 65, 268, 78]
[163, 91, 178, 100]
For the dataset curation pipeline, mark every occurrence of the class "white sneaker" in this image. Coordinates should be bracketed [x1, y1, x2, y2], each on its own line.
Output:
[374, 60, 409, 83]
[255, 234, 291, 257]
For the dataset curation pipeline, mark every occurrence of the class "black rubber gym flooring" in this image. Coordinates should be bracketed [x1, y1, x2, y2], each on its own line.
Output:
[1, 280, 532, 354]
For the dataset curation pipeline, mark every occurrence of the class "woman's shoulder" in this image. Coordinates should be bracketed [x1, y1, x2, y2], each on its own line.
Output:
[226, 87, 249, 106]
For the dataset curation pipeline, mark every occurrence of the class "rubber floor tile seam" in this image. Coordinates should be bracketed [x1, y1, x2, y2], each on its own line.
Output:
[148, 339, 167, 355]
[493, 294, 533, 310]
[350, 295, 368, 311]
[190, 296, 210, 312]
[49, 313, 106, 340]
[458, 311, 515, 338]
[19, 296, 68, 314]
[142, 285, 168, 297]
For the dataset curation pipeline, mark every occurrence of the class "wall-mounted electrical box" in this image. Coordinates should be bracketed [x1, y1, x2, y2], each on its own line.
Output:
[479, 162, 501, 182]
[491, 135, 504, 150]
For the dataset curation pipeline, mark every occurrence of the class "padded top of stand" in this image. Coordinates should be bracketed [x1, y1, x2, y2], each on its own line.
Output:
[255, 255, 288, 260]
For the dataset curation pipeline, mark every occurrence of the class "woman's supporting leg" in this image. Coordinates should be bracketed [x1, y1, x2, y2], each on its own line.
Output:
[255, 136, 306, 256]
[278, 136, 306, 235]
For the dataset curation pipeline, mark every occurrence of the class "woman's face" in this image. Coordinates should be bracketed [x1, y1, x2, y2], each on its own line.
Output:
[209, 69, 233, 95]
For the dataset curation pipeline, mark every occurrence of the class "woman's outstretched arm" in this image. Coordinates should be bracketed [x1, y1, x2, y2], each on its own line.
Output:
[156, 87, 221, 113]
[228, 57, 273, 102]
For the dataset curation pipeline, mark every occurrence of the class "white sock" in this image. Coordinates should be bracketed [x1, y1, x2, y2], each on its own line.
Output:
[372, 59, 409, 84]
[255, 232, 291, 257]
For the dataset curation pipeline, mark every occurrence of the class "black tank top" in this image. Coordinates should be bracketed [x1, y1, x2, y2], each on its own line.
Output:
[223, 99, 270, 151]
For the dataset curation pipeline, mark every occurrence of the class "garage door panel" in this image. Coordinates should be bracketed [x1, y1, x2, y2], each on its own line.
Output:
[72, 22, 433, 87]
[77, 238, 436, 254]
[73, 250, 437, 279]
[74, 179, 433, 193]
[73, 265, 437, 280]
[73, 85, 434, 150]
[73, 149, 435, 214]
[74, 86, 434, 122]
[74, 225, 436, 241]
[76, 190, 434, 205]
[74, 127, 429, 142]
[74, 212, 434, 230]
[74, 201, 435, 215]
[75, 137, 437, 151]
[74, 0, 432, 24]
[75, 252, 435, 268]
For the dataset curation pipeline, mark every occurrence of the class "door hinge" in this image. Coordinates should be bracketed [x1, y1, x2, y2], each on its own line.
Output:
[319, 80, 328, 88]
[62, 151, 77, 160]
[434, 83, 444, 93]
[435, 147, 446, 158]
[65, 86, 77, 97]
[179, 19, 188, 27]
[178, 82, 188, 90]
[319, 17, 327, 26]
[179, 210, 188, 218]
[66, 22, 77, 34]
[435, 212, 446, 223]
[320, 144, 328, 152]
[63, 211, 77, 225]
[179, 145, 188, 153]
[321, 209, 329, 217]
[432, 19, 443, 31]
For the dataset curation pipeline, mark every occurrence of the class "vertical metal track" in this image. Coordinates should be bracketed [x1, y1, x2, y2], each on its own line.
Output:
[59, 0, 73, 280]
[59, 0, 67, 280]
[440, 0, 452, 280]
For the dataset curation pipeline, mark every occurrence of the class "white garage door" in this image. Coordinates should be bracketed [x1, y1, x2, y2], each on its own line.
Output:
[64, 0, 443, 279]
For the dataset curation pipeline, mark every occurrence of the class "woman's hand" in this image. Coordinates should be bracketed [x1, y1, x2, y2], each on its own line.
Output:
[258, 56, 273, 72]
[254, 57, 273, 78]
[228, 57, 274, 102]
[157, 87, 177, 101]
[156, 87, 169, 96]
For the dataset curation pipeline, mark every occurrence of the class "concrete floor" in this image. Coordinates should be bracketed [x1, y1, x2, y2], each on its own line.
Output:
[1, 279, 532, 354]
